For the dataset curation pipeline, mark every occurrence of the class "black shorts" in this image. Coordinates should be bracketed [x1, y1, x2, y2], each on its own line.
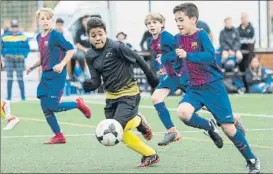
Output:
[104, 94, 140, 128]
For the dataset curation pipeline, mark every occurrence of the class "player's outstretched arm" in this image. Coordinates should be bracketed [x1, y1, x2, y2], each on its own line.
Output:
[83, 50, 102, 92]
[185, 30, 215, 65]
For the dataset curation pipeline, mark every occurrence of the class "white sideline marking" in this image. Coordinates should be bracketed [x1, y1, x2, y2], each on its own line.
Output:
[11, 97, 273, 118]
[2, 128, 273, 139]
[81, 100, 273, 118]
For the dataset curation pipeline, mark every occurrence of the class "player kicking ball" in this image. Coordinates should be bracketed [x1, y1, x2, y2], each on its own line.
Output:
[1, 100, 19, 130]
[83, 17, 160, 167]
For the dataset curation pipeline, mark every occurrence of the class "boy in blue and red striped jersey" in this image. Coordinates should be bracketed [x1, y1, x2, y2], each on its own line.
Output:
[145, 12, 182, 146]
[27, 8, 91, 144]
[160, 3, 260, 173]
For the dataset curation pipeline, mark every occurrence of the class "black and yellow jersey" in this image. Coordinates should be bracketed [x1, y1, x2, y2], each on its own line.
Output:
[84, 39, 158, 99]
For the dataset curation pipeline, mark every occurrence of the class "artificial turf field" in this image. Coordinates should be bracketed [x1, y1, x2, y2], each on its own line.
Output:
[1, 94, 273, 173]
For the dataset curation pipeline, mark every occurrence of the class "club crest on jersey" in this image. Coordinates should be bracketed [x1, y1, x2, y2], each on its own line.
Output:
[44, 41, 48, 46]
[157, 43, 161, 49]
[191, 42, 198, 49]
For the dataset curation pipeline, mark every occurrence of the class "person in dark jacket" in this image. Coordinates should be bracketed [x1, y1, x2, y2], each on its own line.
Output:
[245, 56, 273, 93]
[83, 17, 160, 167]
[219, 17, 242, 72]
[69, 15, 91, 81]
[237, 12, 255, 72]
[1, 20, 30, 101]
[140, 30, 152, 52]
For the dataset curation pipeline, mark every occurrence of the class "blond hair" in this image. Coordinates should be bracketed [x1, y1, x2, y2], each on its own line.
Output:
[144, 12, 165, 27]
[36, 8, 54, 20]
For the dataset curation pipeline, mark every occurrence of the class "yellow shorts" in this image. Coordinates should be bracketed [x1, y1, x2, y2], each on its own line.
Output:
[1, 101, 10, 120]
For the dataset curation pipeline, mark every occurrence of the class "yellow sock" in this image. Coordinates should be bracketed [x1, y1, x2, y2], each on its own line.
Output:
[122, 116, 156, 156]
[123, 130, 156, 156]
[124, 115, 141, 130]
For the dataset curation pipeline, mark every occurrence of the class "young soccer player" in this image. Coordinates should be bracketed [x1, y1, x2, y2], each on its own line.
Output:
[1, 100, 20, 130]
[27, 8, 91, 144]
[161, 3, 259, 173]
[145, 12, 182, 146]
[83, 17, 160, 167]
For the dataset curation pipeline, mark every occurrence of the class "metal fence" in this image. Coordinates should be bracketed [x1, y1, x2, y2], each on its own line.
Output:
[1, 1, 59, 32]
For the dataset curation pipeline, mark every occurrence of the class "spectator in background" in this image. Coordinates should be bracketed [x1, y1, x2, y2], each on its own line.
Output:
[245, 56, 273, 93]
[1, 20, 30, 100]
[237, 12, 255, 72]
[197, 20, 213, 42]
[70, 15, 91, 81]
[116, 31, 134, 50]
[220, 17, 242, 72]
[55, 18, 74, 46]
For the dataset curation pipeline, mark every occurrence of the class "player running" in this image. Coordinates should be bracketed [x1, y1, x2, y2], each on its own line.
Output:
[160, 3, 259, 173]
[27, 8, 91, 144]
[145, 12, 182, 146]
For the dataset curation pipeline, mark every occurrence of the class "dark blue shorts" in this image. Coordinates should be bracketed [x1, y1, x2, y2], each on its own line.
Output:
[37, 69, 67, 101]
[180, 80, 234, 125]
[156, 75, 180, 93]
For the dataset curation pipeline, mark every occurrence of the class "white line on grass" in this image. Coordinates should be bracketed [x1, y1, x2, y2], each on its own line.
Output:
[2, 128, 273, 139]
[22, 98, 273, 118]
[12, 97, 273, 118]
[77, 100, 273, 118]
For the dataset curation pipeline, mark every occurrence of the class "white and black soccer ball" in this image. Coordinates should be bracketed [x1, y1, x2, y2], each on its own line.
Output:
[95, 119, 123, 146]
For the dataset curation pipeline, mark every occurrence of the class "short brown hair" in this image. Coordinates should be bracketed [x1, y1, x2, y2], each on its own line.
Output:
[173, 3, 199, 22]
[144, 12, 165, 27]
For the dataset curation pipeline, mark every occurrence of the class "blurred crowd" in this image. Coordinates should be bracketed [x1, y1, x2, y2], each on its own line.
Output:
[1, 12, 273, 101]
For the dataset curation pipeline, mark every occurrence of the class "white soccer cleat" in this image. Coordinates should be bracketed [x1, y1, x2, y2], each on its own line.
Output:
[3, 117, 20, 130]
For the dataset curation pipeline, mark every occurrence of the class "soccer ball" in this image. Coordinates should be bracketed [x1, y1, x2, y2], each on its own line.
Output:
[95, 119, 123, 146]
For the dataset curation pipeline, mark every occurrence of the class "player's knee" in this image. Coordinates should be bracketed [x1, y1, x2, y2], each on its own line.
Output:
[220, 123, 237, 137]
[151, 94, 163, 104]
[151, 89, 168, 104]
[176, 103, 194, 121]
[41, 103, 59, 113]
[42, 107, 53, 118]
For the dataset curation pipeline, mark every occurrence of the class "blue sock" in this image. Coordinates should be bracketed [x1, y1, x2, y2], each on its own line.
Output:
[229, 130, 256, 161]
[183, 113, 211, 130]
[18, 80, 25, 100]
[55, 102, 78, 112]
[7, 80, 13, 100]
[154, 102, 174, 129]
[45, 113, 61, 134]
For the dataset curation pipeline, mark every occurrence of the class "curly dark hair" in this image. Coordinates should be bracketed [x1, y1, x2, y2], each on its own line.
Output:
[87, 17, 106, 34]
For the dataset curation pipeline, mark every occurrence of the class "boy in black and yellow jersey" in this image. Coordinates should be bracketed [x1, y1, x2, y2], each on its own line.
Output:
[83, 17, 160, 167]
